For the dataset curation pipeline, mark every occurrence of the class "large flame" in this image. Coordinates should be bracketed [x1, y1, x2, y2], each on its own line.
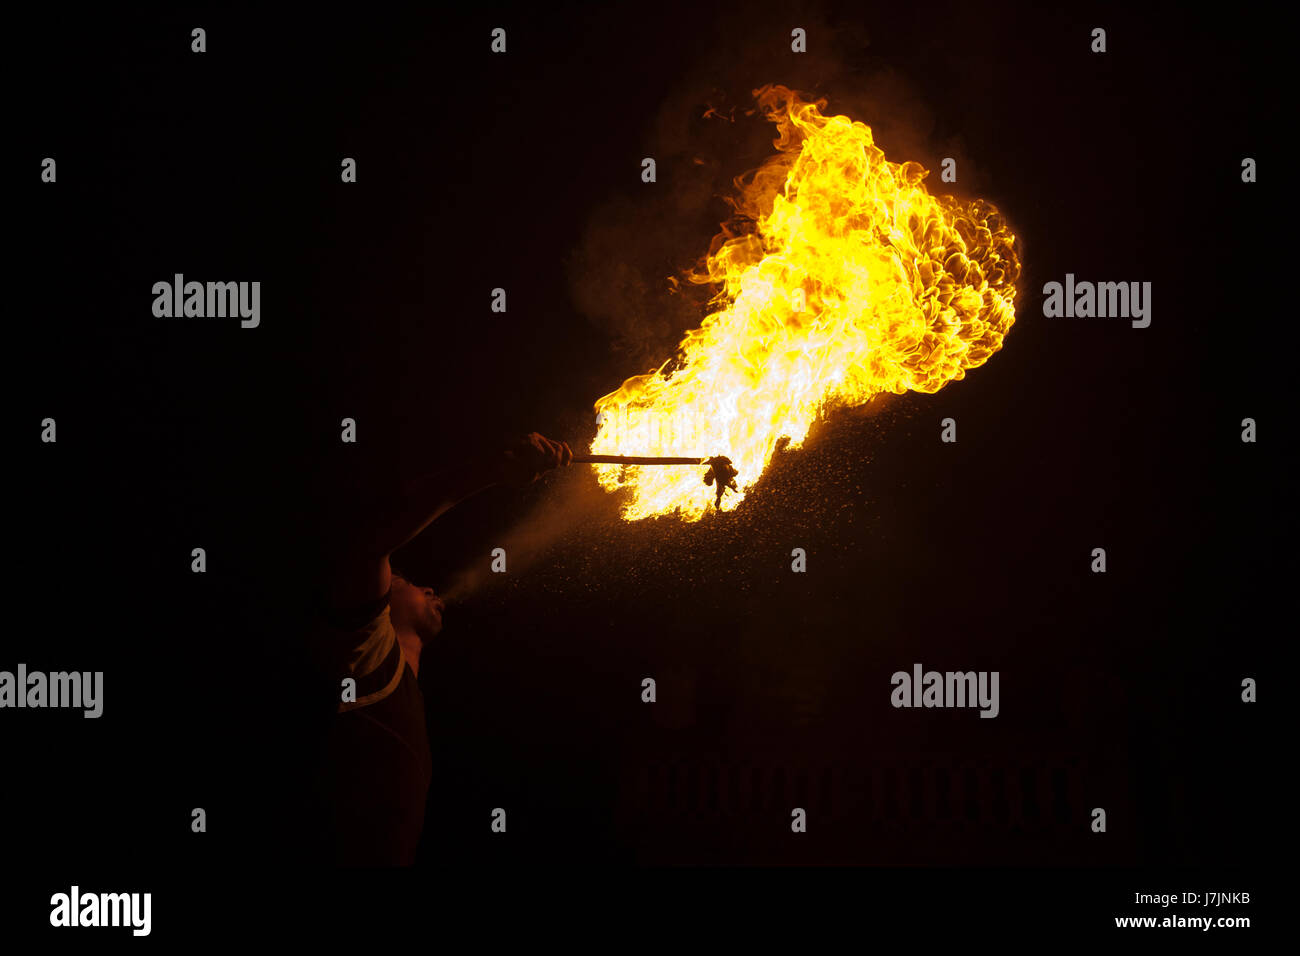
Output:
[591, 85, 1021, 520]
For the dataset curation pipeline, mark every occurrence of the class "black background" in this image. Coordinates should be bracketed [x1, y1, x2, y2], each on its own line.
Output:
[10, 0, 1279, 935]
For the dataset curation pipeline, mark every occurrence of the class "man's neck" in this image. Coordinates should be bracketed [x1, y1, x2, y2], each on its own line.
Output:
[393, 627, 423, 679]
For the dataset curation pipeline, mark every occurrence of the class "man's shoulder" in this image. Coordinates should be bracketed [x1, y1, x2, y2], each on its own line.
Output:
[313, 589, 405, 713]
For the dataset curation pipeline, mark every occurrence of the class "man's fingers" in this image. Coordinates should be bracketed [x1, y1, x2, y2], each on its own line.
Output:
[507, 433, 572, 480]
[535, 435, 570, 470]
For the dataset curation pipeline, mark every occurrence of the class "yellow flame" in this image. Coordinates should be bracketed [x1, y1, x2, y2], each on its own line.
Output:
[591, 85, 1021, 520]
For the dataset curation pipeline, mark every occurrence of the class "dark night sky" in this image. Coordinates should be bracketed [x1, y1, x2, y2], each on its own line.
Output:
[10, 0, 1280, 902]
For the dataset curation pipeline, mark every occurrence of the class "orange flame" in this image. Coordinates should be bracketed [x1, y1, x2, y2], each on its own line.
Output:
[591, 85, 1021, 520]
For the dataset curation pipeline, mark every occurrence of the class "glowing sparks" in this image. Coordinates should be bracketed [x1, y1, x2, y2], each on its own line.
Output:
[591, 85, 1021, 520]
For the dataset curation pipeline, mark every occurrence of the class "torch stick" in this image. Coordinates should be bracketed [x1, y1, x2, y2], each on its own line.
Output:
[573, 452, 741, 508]
[572, 454, 706, 465]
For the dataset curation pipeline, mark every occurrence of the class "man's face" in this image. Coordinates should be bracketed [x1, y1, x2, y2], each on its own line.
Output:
[390, 574, 445, 642]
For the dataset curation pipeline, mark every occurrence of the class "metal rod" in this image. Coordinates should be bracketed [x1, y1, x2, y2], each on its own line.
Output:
[572, 454, 706, 465]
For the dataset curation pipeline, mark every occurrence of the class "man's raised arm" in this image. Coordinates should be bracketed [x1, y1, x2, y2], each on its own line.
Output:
[326, 432, 572, 608]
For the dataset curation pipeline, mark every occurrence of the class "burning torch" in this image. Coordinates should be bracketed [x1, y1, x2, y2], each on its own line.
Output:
[571, 453, 740, 510]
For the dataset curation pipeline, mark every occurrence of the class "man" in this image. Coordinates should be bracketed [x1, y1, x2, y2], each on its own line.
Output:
[315, 432, 572, 865]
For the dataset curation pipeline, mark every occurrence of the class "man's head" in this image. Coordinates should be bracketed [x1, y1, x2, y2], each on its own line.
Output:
[390, 572, 445, 643]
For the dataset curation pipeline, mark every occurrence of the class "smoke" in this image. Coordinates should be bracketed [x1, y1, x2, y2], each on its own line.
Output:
[438, 466, 613, 605]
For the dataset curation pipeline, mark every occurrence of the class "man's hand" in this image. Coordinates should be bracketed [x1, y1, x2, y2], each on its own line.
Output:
[497, 432, 573, 488]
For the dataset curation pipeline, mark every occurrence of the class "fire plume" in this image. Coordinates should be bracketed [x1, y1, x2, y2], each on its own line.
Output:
[591, 85, 1021, 520]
